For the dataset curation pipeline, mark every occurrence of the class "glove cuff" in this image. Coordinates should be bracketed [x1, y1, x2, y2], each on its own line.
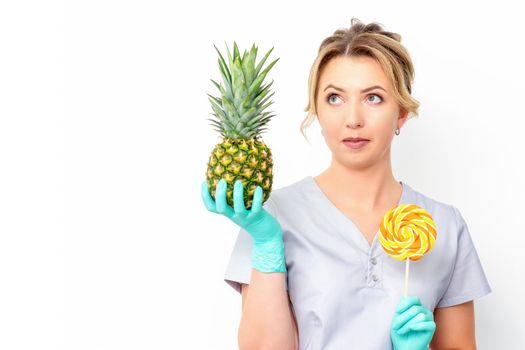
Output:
[392, 341, 430, 350]
[251, 237, 286, 273]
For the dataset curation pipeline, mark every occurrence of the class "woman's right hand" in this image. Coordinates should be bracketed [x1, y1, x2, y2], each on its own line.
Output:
[201, 178, 286, 273]
[390, 296, 436, 350]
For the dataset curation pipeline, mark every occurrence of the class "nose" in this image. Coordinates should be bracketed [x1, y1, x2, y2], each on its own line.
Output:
[344, 100, 364, 128]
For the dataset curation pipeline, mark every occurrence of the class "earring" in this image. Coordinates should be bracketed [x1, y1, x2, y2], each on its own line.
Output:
[395, 128, 400, 135]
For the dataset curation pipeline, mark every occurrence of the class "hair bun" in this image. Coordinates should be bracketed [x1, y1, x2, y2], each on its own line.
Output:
[349, 18, 402, 42]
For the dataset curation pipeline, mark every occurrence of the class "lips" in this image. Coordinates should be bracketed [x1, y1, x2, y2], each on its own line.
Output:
[343, 137, 369, 142]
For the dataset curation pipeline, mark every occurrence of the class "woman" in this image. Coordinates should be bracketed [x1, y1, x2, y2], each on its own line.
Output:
[202, 18, 492, 349]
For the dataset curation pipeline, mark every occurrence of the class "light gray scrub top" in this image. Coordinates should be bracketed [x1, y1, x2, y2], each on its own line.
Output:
[224, 176, 492, 349]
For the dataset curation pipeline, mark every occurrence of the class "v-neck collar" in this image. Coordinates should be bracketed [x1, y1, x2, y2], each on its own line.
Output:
[306, 175, 414, 256]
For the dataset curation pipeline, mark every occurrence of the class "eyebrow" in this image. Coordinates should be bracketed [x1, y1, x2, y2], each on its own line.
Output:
[323, 84, 386, 93]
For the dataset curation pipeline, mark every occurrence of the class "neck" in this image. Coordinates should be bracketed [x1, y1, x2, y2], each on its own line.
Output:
[316, 152, 400, 211]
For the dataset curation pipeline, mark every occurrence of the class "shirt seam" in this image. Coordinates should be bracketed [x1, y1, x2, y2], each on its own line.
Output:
[436, 204, 461, 306]
[436, 284, 492, 308]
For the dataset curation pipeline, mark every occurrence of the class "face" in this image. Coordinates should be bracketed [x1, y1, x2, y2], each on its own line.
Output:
[316, 55, 408, 171]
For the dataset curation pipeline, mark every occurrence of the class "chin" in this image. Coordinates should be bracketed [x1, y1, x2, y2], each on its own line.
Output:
[335, 154, 378, 171]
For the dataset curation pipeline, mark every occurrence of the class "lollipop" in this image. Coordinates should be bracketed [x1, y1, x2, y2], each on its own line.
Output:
[378, 203, 437, 296]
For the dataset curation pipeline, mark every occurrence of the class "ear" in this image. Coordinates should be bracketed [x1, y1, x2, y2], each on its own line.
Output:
[397, 108, 409, 129]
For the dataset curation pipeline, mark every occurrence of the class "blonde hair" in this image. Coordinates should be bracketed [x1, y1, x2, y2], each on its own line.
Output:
[300, 18, 420, 142]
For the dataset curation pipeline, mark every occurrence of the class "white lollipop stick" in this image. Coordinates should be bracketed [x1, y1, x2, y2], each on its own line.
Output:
[404, 257, 410, 297]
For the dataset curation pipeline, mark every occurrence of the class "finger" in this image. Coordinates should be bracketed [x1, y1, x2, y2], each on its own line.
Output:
[215, 179, 234, 216]
[250, 186, 263, 214]
[397, 312, 427, 335]
[392, 305, 428, 331]
[393, 304, 428, 330]
[201, 181, 218, 213]
[396, 295, 422, 314]
[408, 321, 436, 333]
[233, 180, 248, 214]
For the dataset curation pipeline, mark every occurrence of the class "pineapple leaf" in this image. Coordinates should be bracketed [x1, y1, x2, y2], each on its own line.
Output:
[247, 117, 273, 130]
[210, 78, 221, 92]
[246, 112, 273, 127]
[254, 46, 275, 77]
[217, 59, 233, 101]
[240, 80, 261, 109]
[213, 44, 231, 84]
[256, 115, 275, 126]
[252, 43, 258, 62]
[225, 41, 234, 73]
[209, 102, 228, 123]
[239, 106, 257, 123]
[210, 79, 233, 106]
[257, 99, 274, 114]
[212, 44, 234, 102]
[248, 57, 279, 97]
[206, 116, 222, 126]
[241, 92, 255, 110]
[208, 97, 225, 115]
[241, 50, 247, 65]
[239, 126, 253, 135]
[206, 117, 224, 131]
[233, 41, 240, 63]
[253, 84, 273, 106]
[235, 121, 245, 132]
[258, 91, 275, 107]
[258, 100, 274, 113]
[218, 117, 236, 134]
[232, 57, 248, 109]
[207, 93, 222, 107]
[242, 44, 257, 87]
[221, 97, 242, 127]
[256, 80, 274, 94]
[208, 96, 232, 126]
[207, 124, 223, 132]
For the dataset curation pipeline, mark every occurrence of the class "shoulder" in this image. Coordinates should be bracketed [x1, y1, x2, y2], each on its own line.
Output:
[262, 176, 315, 222]
[405, 183, 467, 241]
[267, 176, 313, 206]
[405, 182, 458, 219]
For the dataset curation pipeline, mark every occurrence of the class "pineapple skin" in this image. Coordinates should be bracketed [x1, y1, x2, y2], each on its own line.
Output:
[206, 137, 273, 210]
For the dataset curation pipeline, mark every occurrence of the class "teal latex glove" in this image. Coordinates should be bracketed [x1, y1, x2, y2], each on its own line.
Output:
[391, 296, 436, 350]
[201, 178, 286, 273]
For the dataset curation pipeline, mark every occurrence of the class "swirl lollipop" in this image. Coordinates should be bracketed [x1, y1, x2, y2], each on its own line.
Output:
[379, 203, 437, 296]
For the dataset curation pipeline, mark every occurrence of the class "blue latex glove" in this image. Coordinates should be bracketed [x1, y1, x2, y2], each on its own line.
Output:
[391, 295, 436, 350]
[201, 178, 286, 273]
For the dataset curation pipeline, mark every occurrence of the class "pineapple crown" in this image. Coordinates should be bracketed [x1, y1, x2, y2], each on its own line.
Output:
[207, 41, 279, 140]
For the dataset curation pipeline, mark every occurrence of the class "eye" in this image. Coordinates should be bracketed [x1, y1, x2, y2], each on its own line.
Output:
[367, 94, 383, 104]
[326, 93, 342, 105]
[326, 93, 383, 105]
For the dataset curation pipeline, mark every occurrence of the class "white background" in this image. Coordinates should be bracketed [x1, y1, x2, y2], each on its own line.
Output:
[0, 0, 523, 349]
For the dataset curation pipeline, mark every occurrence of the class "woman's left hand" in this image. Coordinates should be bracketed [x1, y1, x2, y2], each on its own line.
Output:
[391, 295, 436, 350]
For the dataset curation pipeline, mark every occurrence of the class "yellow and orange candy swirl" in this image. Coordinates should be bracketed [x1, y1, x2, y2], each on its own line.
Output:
[378, 204, 437, 261]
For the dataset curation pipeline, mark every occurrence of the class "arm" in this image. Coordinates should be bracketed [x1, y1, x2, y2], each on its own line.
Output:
[429, 301, 476, 350]
[239, 278, 298, 350]
[201, 179, 297, 350]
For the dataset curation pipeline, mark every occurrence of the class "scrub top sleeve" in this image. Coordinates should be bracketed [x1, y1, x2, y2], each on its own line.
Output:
[436, 205, 492, 308]
[223, 197, 288, 294]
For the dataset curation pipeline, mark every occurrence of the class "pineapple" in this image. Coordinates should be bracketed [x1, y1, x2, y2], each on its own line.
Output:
[205, 41, 279, 210]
